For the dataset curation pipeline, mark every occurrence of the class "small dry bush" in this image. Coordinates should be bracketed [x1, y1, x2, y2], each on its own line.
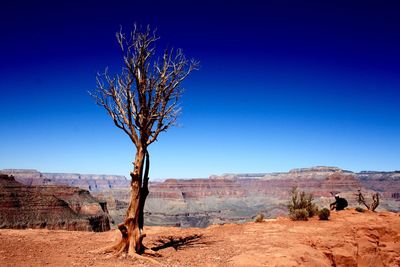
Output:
[288, 187, 318, 221]
[318, 208, 330, 220]
[355, 207, 365, 212]
[290, 208, 309, 221]
[254, 213, 265, 223]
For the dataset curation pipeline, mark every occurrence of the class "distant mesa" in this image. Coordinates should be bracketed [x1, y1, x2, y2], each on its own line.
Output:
[0, 174, 110, 231]
[0, 169, 130, 192]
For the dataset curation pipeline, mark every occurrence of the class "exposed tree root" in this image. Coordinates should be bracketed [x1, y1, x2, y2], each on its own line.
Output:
[143, 248, 159, 256]
[90, 234, 161, 265]
[88, 244, 121, 255]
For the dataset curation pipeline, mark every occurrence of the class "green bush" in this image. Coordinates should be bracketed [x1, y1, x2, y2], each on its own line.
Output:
[290, 208, 309, 221]
[288, 187, 318, 220]
[318, 208, 330, 220]
[355, 207, 365, 212]
[254, 213, 265, 223]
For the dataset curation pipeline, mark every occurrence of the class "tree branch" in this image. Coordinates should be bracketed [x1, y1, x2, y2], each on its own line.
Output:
[90, 25, 198, 149]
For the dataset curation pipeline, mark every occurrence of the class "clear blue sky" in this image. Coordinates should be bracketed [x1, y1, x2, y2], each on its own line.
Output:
[1, 0, 399, 178]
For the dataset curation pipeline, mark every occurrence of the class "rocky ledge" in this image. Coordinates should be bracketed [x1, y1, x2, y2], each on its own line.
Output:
[0, 174, 110, 231]
[0, 209, 399, 266]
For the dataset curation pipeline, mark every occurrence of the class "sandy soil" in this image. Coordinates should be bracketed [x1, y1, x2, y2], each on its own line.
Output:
[0, 209, 399, 267]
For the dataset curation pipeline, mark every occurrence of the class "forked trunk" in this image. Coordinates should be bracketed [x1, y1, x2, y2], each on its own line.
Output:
[112, 148, 150, 255]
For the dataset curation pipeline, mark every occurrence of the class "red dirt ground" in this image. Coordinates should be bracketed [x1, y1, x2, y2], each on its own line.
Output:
[0, 209, 399, 266]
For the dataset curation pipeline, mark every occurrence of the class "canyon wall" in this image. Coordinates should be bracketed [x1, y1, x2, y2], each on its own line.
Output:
[1, 169, 128, 192]
[0, 174, 110, 231]
[1, 167, 398, 227]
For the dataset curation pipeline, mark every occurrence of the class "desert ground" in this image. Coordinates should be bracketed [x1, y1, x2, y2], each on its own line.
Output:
[0, 209, 399, 267]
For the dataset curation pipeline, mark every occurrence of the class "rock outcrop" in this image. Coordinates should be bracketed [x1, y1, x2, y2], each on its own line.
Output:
[0, 174, 110, 231]
[1, 209, 399, 266]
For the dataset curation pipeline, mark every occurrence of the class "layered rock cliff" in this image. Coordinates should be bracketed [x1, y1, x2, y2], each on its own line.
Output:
[109, 167, 399, 227]
[0, 174, 110, 231]
[1, 167, 398, 228]
[147, 167, 398, 227]
[1, 169, 129, 192]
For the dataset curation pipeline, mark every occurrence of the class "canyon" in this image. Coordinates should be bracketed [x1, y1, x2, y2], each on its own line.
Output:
[1, 167, 399, 228]
[0, 174, 110, 231]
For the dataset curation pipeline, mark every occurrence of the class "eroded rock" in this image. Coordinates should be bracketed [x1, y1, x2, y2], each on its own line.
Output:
[0, 174, 110, 231]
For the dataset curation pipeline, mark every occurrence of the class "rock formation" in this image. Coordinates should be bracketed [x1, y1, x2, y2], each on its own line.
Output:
[1, 169, 129, 192]
[1, 167, 399, 228]
[1, 209, 399, 266]
[0, 174, 110, 231]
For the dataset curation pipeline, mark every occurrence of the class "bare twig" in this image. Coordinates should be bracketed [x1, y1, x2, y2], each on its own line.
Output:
[355, 189, 380, 211]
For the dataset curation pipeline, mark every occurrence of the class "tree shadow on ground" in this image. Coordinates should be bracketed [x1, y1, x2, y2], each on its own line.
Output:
[151, 234, 212, 251]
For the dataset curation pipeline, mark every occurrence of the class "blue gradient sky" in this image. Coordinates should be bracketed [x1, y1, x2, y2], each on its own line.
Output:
[1, 1, 399, 178]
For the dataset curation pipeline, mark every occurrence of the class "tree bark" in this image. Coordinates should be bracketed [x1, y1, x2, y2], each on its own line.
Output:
[370, 193, 379, 211]
[138, 151, 150, 230]
[112, 148, 149, 255]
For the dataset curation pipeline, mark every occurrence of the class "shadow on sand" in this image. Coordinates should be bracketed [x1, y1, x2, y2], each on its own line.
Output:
[151, 234, 212, 251]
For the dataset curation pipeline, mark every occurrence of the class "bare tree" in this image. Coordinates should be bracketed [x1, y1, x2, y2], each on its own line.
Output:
[355, 189, 380, 211]
[90, 25, 198, 256]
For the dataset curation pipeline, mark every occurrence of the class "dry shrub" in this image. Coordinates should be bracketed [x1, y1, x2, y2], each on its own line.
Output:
[318, 208, 330, 220]
[288, 187, 318, 221]
[254, 213, 265, 223]
[355, 207, 365, 213]
[290, 208, 309, 221]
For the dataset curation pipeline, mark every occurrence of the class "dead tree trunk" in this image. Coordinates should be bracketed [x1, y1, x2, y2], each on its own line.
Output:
[370, 193, 380, 211]
[111, 148, 150, 255]
[356, 190, 380, 212]
[90, 25, 198, 257]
